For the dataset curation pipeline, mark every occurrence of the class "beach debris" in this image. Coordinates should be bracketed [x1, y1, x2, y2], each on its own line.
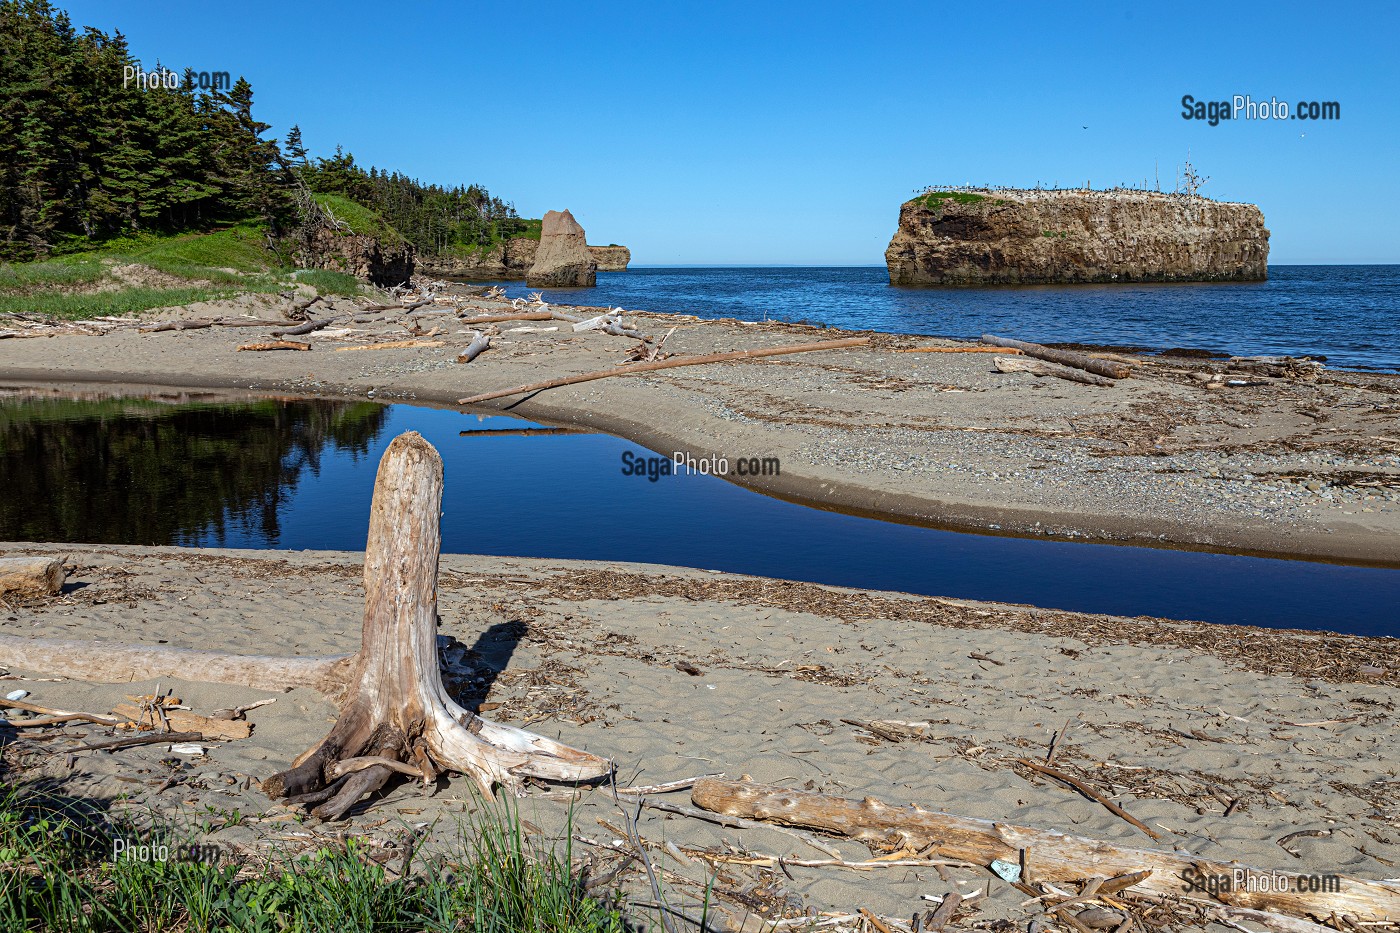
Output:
[333, 339, 445, 352]
[169, 742, 206, 756]
[1015, 758, 1159, 839]
[260, 433, 613, 822]
[1045, 716, 1075, 764]
[78, 730, 204, 752]
[893, 345, 1022, 354]
[5, 689, 28, 701]
[237, 339, 311, 352]
[993, 355, 1118, 388]
[210, 697, 277, 721]
[458, 336, 871, 405]
[690, 778, 1400, 925]
[138, 316, 287, 333]
[0, 555, 65, 597]
[1, 696, 123, 726]
[674, 661, 704, 676]
[456, 330, 490, 364]
[1276, 828, 1331, 859]
[982, 334, 1133, 380]
[112, 702, 252, 740]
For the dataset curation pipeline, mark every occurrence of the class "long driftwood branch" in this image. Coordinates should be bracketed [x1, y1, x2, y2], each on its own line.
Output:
[994, 355, 1117, 387]
[982, 335, 1133, 380]
[690, 779, 1400, 925]
[0, 636, 353, 701]
[459, 336, 870, 405]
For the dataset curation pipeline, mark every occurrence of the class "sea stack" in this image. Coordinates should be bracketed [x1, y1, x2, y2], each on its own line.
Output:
[885, 189, 1269, 285]
[527, 209, 597, 287]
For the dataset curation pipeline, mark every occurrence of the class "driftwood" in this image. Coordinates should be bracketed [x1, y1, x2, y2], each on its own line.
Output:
[459, 336, 871, 405]
[894, 346, 1022, 355]
[137, 318, 285, 333]
[456, 331, 491, 364]
[459, 312, 557, 325]
[0, 636, 353, 698]
[994, 356, 1118, 387]
[237, 340, 311, 352]
[270, 316, 339, 337]
[0, 697, 122, 726]
[333, 339, 445, 352]
[982, 335, 1133, 380]
[0, 556, 64, 597]
[111, 702, 252, 741]
[690, 779, 1400, 925]
[260, 432, 612, 818]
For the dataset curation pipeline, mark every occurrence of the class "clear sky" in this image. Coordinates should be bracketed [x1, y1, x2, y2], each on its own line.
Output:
[61, 0, 1399, 265]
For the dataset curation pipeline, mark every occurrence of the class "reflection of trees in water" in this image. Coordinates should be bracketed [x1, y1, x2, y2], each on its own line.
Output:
[0, 397, 388, 546]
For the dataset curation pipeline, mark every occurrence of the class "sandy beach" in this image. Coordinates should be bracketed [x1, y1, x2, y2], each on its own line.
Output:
[3, 542, 1397, 929]
[2, 288, 1398, 566]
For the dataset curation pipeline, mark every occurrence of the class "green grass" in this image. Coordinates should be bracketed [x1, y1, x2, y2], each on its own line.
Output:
[295, 269, 361, 295]
[313, 194, 408, 249]
[912, 191, 987, 210]
[0, 223, 367, 320]
[0, 780, 630, 932]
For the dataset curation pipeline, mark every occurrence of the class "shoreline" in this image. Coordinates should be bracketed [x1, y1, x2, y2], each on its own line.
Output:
[2, 289, 1399, 567]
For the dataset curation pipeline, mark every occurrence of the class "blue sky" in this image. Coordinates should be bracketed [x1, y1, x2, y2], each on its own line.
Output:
[64, 0, 1398, 265]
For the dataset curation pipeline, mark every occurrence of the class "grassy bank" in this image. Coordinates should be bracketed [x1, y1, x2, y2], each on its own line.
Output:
[0, 778, 632, 932]
[0, 225, 362, 320]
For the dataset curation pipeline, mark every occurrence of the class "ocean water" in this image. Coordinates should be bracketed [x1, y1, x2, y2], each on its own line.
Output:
[476, 265, 1400, 372]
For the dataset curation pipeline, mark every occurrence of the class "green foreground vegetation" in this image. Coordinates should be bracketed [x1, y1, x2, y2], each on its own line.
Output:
[0, 226, 361, 318]
[0, 778, 633, 933]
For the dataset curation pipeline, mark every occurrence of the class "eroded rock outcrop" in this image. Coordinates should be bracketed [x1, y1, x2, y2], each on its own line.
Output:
[415, 239, 629, 279]
[885, 189, 1269, 286]
[292, 226, 414, 287]
[589, 245, 631, 271]
[527, 209, 596, 287]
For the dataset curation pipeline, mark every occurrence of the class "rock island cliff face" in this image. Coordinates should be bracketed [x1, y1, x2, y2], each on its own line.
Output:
[885, 189, 1269, 286]
[415, 240, 629, 279]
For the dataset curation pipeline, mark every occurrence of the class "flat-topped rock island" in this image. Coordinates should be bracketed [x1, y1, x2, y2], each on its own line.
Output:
[886, 187, 1270, 285]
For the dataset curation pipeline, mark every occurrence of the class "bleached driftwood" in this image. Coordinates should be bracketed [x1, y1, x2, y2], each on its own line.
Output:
[994, 355, 1117, 387]
[0, 556, 64, 597]
[259, 433, 612, 818]
[690, 779, 1400, 925]
[457, 331, 491, 364]
[982, 334, 1132, 380]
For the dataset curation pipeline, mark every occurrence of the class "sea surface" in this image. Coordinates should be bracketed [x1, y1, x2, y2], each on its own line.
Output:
[473, 265, 1400, 372]
[3, 393, 1396, 637]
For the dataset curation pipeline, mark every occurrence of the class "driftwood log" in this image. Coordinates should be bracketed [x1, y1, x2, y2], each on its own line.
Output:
[259, 432, 612, 818]
[981, 335, 1133, 380]
[690, 779, 1400, 925]
[459, 336, 870, 405]
[456, 331, 491, 364]
[0, 556, 64, 597]
[0, 433, 613, 817]
[994, 355, 1118, 387]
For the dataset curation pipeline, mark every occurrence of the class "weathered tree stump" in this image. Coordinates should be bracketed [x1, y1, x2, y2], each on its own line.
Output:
[260, 432, 611, 819]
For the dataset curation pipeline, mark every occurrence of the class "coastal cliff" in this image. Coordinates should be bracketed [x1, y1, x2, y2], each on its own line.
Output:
[416, 240, 630, 280]
[885, 189, 1269, 285]
[292, 226, 414, 287]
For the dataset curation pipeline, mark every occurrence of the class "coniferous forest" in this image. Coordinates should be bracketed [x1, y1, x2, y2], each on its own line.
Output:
[0, 0, 523, 262]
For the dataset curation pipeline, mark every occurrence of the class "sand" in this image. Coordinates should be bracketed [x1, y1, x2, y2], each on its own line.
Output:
[3, 542, 1397, 929]
[2, 289, 1398, 565]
